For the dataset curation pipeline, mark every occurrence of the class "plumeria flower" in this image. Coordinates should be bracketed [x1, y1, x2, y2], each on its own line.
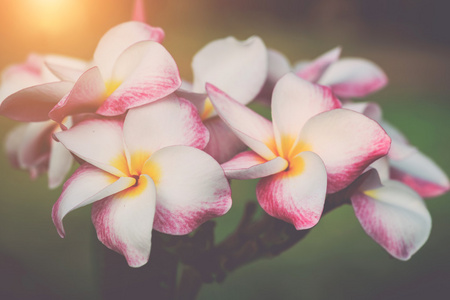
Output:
[257, 47, 388, 105]
[0, 53, 86, 122]
[179, 36, 268, 163]
[0, 54, 80, 187]
[351, 158, 432, 260]
[344, 102, 450, 197]
[52, 95, 232, 267]
[207, 73, 391, 229]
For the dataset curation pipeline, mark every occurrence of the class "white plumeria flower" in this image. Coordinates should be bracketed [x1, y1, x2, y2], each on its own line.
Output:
[257, 47, 388, 105]
[0, 54, 81, 187]
[179, 36, 268, 163]
[52, 95, 232, 267]
[345, 101, 450, 198]
[207, 73, 391, 229]
[351, 158, 432, 260]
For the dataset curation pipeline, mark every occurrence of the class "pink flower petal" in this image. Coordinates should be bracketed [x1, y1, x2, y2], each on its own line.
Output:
[352, 180, 431, 260]
[0, 82, 74, 122]
[271, 73, 341, 157]
[203, 116, 247, 164]
[54, 117, 128, 177]
[390, 150, 450, 198]
[132, 0, 146, 23]
[124, 95, 208, 162]
[192, 36, 268, 104]
[44, 54, 87, 82]
[4, 124, 28, 168]
[52, 163, 135, 237]
[295, 47, 341, 83]
[48, 67, 106, 124]
[299, 109, 391, 193]
[146, 146, 232, 235]
[92, 174, 156, 267]
[256, 151, 327, 230]
[319, 58, 388, 98]
[222, 150, 288, 180]
[94, 21, 165, 80]
[343, 101, 382, 122]
[97, 41, 181, 116]
[206, 83, 277, 161]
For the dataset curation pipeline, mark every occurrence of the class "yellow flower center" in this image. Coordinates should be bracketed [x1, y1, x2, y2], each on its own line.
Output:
[200, 98, 214, 120]
[104, 79, 122, 99]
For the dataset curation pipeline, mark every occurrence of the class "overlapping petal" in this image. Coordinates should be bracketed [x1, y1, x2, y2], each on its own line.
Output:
[146, 146, 232, 235]
[298, 109, 391, 193]
[222, 151, 288, 180]
[192, 36, 267, 103]
[123, 95, 208, 163]
[0, 82, 74, 122]
[52, 163, 135, 237]
[319, 58, 388, 98]
[98, 41, 181, 116]
[352, 180, 431, 260]
[94, 21, 165, 80]
[295, 47, 341, 83]
[55, 117, 127, 177]
[256, 151, 327, 229]
[92, 175, 156, 268]
[272, 74, 341, 156]
[206, 83, 276, 160]
[48, 137, 74, 189]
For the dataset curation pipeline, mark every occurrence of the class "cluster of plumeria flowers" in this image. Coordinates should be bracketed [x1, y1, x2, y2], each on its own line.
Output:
[1, 1, 449, 268]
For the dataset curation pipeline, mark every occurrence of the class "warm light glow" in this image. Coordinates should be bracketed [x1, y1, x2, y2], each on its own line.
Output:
[21, 0, 85, 35]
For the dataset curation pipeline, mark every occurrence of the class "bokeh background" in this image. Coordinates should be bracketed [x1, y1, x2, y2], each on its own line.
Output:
[0, 0, 449, 299]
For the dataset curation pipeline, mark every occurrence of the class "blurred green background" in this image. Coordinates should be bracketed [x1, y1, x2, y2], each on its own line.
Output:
[0, 0, 449, 299]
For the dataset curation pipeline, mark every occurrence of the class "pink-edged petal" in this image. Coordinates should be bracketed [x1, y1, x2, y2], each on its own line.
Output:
[203, 116, 247, 164]
[272, 73, 341, 157]
[48, 138, 74, 189]
[146, 146, 232, 235]
[192, 36, 268, 104]
[222, 151, 288, 180]
[381, 121, 417, 161]
[299, 109, 391, 193]
[319, 58, 388, 98]
[295, 47, 341, 83]
[4, 124, 28, 168]
[97, 41, 181, 116]
[55, 118, 127, 177]
[48, 67, 106, 123]
[175, 89, 207, 112]
[390, 150, 450, 198]
[17, 121, 56, 169]
[255, 49, 291, 106]
[44, 55, 88, 82]
[92, 174, 156, 267]
[256, 151, 327, 230]
[52, 163, 135, 237]
[0, 82, 74, 122]
[206, 83, 277, 161]
[352, 180, 431, 260]
[124, 94, 208, 159]
[343, 101, 382, 122]
[94, 21, 165, 80]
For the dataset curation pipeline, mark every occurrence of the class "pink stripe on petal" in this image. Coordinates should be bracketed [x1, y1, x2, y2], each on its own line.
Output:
[222, 151, 288, 180]
[300, 109, 391, 193]
[295, 47, 341, 83]
[92, 175, 156, 267]
[148, 146, 232, 235]
[390, 167, 450, 198]
[52, 164, 134, 237]
[257, 151, 327, 230]
[0, 82, 74, 122]
[97, 41, 181, 116]
[351, 180, 431, 260]
[206, 83, 277, 161]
